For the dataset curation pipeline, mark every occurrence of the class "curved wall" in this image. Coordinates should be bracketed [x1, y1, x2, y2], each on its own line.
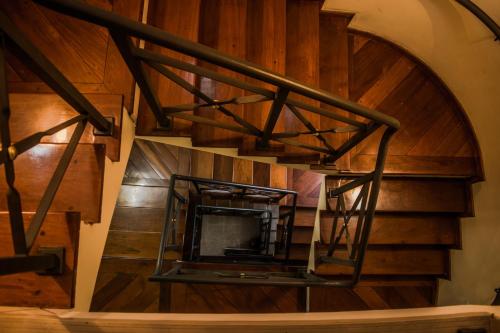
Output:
[323, 0, 500, 305]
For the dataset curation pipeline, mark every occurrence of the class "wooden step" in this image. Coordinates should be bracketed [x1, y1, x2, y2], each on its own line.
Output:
[9, 93, 123, 161]
[314, 244, 449, 277]
[309, 278, 438, 311]
[0, 143, 105, 224]
[137, 0, 200, 137]
[192, 0, 247, 147]
[0, 211, 80, 308]
[320, 211, 460, 247]
[282, 0, 322, 159]
[326, 175, 473, 215]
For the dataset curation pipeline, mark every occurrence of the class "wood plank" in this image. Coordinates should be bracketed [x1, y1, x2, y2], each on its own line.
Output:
[287, 168, 323, 207]
[320, 211, 460, 247]
[0, 305, 495, 332]
[193, 0, 247, 147]
[9, 93, 123, 161]
[309, 279, 437, 311]
[110, 207, 166, 233]
[319, 13, 352, 170]
[0, 212, 80, 308]
[284, 0, 321, 159]
[252, 161, 270, 187]
[91, 257, 161, 312]
[190, 150, 214, 179]
[314, 246, 449, 277]
[0, 143, 105, 224]
[240, 0, 286, 155]
[347, 32, 482, 179]
[1, 0, 110, 84]
[326, 176, 472, 214]
[104, 0, 143, 112]
[213, 154, 234, 182]
[292, 208, 317, 227]
[232, 158, 253, 184]
[103, 230, 161, 259]
[351, 155, 479, 177]
[277, 225, 313, 245]
[116, 185, 168, 209]
[167, 282, 306, 313]
[137, 0, 201, 136]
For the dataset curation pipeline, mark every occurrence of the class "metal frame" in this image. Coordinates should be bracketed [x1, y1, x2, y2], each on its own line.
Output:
[455, 0, 500, 41]
[0, 0, 399, 282]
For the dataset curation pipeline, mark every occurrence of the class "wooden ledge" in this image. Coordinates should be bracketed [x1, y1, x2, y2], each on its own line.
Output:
[0, 305, 498, 332]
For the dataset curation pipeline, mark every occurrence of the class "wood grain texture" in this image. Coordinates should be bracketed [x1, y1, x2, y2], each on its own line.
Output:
[314, 245, 449, 277]
[320, 211, 460, 247]
[240, 0, 286, 155]
[166, 282, 306, 313]
[309, 279, 437, 311]
[117, 185, 168, 208]
[0, 143, 105, 224]
[319, 13, 352, 170]
[90, 258, 161, 312]
[103, 230, 161, 259]
[283, 0, 321, 159]
[326, 176, 472, 214]
[3, 0, 141, 112]
[347, 31, 482, 178]
[0, 305, 495, 332]
[0, 212, 80, 308]
[193, 0, 247, 147]
[232, 158, 253, 184]
[252, 161, 270, 187]
[9, 93, 123, 161]
[137, 0, 200, 136]
[288, 169, 323, 207]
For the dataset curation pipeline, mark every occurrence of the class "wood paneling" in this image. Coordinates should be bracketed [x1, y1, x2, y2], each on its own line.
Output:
[110, 207, 165, 232]
[319, 13, 352, 170]
[0, 143, 105, 224]
[166, 282, 305, 313]
[240, 0, 286, 155]
[213, 154, 234, 182]
[253, 161, 271, 187]
[348, 32, 482, 178]
[314, 246, 449, 277]
[91, 258, 160, 312]
[0, 212, 80, 308]
[9, 93, 123, 161]
[103, 230, 161, 259]
[232, 158, 253, 184]
[326, 176, 472, 214]
[320, 211, 460, 247]
[117, 185, 168, 208]
[309, 279, 437, 311]
[193, 0, 247, 147]
[190, 150, 214, 179]
[137, 0, 201, 136]
[283, 0, 321, 160]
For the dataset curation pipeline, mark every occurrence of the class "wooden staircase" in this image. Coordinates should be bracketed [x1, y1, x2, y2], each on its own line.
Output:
[0, 0, 483, 313]
[0, 0, 142, 308]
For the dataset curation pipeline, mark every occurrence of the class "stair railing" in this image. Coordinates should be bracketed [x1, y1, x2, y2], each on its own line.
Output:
[1, 0, 399, 285]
